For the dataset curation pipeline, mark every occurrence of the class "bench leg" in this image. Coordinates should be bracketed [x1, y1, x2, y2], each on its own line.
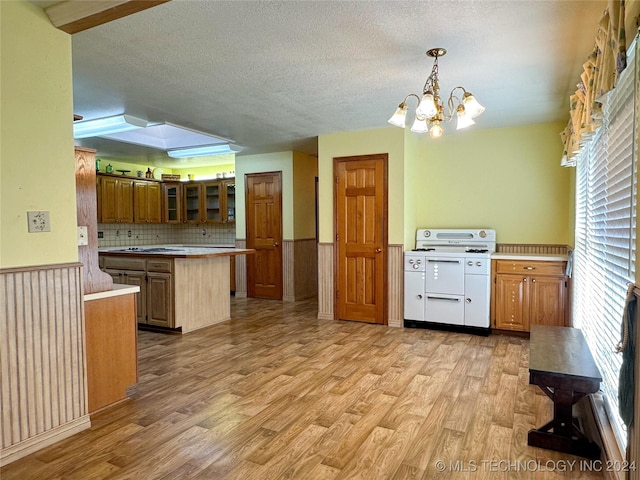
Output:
[527, 388, 600, 459]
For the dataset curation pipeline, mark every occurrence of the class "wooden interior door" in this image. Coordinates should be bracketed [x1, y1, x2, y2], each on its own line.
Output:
[246, 172, 283, 299]
[334, 154, 387, 324]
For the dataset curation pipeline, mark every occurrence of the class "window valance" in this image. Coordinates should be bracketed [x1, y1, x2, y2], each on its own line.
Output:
[561, 0, 628, 167]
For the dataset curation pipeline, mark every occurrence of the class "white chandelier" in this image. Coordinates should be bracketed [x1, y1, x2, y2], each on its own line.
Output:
[388, 48, 485, 138]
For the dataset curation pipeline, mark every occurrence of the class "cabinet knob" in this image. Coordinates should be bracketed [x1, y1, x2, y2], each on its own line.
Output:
[532, 278, 536, 283]
[524, 277, 528, 282]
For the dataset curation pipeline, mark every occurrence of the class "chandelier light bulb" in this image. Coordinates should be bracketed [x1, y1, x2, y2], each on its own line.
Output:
[388, 102, 408, 128]
[388, 48, 484, 138]
[410, 116, 429, 134]
[456, 105, 475, 130]
[429, 122, 443, 138]
[462, 92, 485, 118]
[416, 92, 437, 119]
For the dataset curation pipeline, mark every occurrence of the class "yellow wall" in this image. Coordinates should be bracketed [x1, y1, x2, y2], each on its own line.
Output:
[292, 151, 318, 239]
[234, 151, 294, 239]
[317, 127, 405, 244]
[235, 151, 318, 241]
[1, 1, 77, 268]
[172, 162, 234, 180]
[404, 122, 570, 245]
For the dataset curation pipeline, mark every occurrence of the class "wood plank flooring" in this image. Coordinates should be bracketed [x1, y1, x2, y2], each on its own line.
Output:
[1, 297, 603, 479]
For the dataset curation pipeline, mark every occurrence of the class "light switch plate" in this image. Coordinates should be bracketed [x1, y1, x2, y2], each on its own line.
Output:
[27, 211, 50, 232]
[78, 226, 88, 246]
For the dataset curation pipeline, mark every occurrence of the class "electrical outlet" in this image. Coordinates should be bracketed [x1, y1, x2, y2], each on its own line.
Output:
[77, 226, 88, 246]
[97, 231, 104, 239]
[27, 211, 51, 233]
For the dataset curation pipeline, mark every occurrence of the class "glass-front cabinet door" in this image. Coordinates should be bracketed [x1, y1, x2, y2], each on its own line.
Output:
[183, 184, 202, 223]
[163, 183, 182, 223]
[225, 181, 236, 223]
[204, 182, 221, 222]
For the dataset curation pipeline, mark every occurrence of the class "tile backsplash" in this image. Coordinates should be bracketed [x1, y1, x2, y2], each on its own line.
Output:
[98, 223, 236, 248]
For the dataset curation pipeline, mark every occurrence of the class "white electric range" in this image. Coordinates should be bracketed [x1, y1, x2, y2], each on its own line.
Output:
[404, 228, 496, 333]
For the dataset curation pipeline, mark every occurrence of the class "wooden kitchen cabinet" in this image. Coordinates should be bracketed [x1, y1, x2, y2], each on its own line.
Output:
[163, 182, 182, 223]
[493, 259, 567, 332]
[103, 256, 174, 328]
[134, 180, 162, 224]
[147, 272, 172, 327]
[182, 179, 236, 224]
[100, 252, 237, 333]
[98, 175, 134, 223]
[104, 269, 146, 324]
[223, 180, 236, 222]
[84, 291, 138, 414]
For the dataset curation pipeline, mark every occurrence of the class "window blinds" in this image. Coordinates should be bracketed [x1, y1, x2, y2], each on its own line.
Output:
[573, 37, 638, 448]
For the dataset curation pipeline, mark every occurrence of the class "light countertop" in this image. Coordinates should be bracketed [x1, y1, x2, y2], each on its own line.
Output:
[84, 283, 140, 302]
[491, 252, 568, 262]
[99, 244, 254, 259]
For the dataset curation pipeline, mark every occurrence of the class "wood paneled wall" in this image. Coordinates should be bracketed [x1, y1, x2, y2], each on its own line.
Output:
[318, 243, 334, 320]
[235, 239, 247, 298]
[317, 243, 403, 326]
[0, 263, 91, 466]
[496, 243, 569, 255]
[283, 239, 317, 302]
[387, 245, 404, 327]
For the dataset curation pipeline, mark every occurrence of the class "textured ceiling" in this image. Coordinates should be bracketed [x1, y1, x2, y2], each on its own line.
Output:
[68, 0, 606, 166]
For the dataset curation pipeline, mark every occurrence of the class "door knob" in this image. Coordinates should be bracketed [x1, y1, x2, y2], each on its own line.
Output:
[375, 248, 382, 253]
[273, 242, 279, 247]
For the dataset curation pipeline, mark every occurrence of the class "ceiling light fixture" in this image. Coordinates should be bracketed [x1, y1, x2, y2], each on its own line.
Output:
[73, 114, 148, 139]
[166, 144, 240, 158]
[388, 48, 485, 138]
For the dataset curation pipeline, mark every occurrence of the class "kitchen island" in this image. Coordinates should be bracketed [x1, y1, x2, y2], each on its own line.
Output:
[99, 246, 253, 333]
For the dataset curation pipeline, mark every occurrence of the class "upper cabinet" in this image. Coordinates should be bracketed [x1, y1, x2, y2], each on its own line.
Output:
[98, 174, 160, 224]
[183, 179, 235, 224]
[163, 182, 182, 224]
[98, 175, 134, 223]
[97, 174, 235, 225]
[134, 180, 162, 224]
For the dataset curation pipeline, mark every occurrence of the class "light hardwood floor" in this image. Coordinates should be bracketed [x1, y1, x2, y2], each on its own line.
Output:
[1, 297, 603, 479]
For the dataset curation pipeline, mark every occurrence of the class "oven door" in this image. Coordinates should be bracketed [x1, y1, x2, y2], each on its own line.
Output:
[425, 294, 465, 325]
[425, 257, 464, 295]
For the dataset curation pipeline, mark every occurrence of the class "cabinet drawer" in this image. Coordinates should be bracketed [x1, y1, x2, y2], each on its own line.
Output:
[146, 258, 173, 273]
[495, 260, 565, 276]
[102, 255, 146, 271]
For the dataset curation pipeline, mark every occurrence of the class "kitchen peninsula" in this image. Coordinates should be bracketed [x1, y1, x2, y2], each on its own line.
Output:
[99, 246, 253, 333]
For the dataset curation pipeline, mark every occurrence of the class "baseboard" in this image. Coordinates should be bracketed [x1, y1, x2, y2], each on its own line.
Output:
[0, 415, 91, 467]
[317, 312, 334, 320]
[235, 292, 247, 298]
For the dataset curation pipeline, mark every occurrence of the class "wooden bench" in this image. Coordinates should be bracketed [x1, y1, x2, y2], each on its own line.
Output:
[528, 325, 602, 459]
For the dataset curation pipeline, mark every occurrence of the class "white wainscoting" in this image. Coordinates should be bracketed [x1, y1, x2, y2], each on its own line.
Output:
[234, 239, 247, 298]
[0, 262, 90, 466]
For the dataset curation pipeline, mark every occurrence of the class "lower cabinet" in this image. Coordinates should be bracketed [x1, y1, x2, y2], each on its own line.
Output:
[493, 259, 568, 332]
[103, 257, 174, 328]
[147, 272, 173, 327]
